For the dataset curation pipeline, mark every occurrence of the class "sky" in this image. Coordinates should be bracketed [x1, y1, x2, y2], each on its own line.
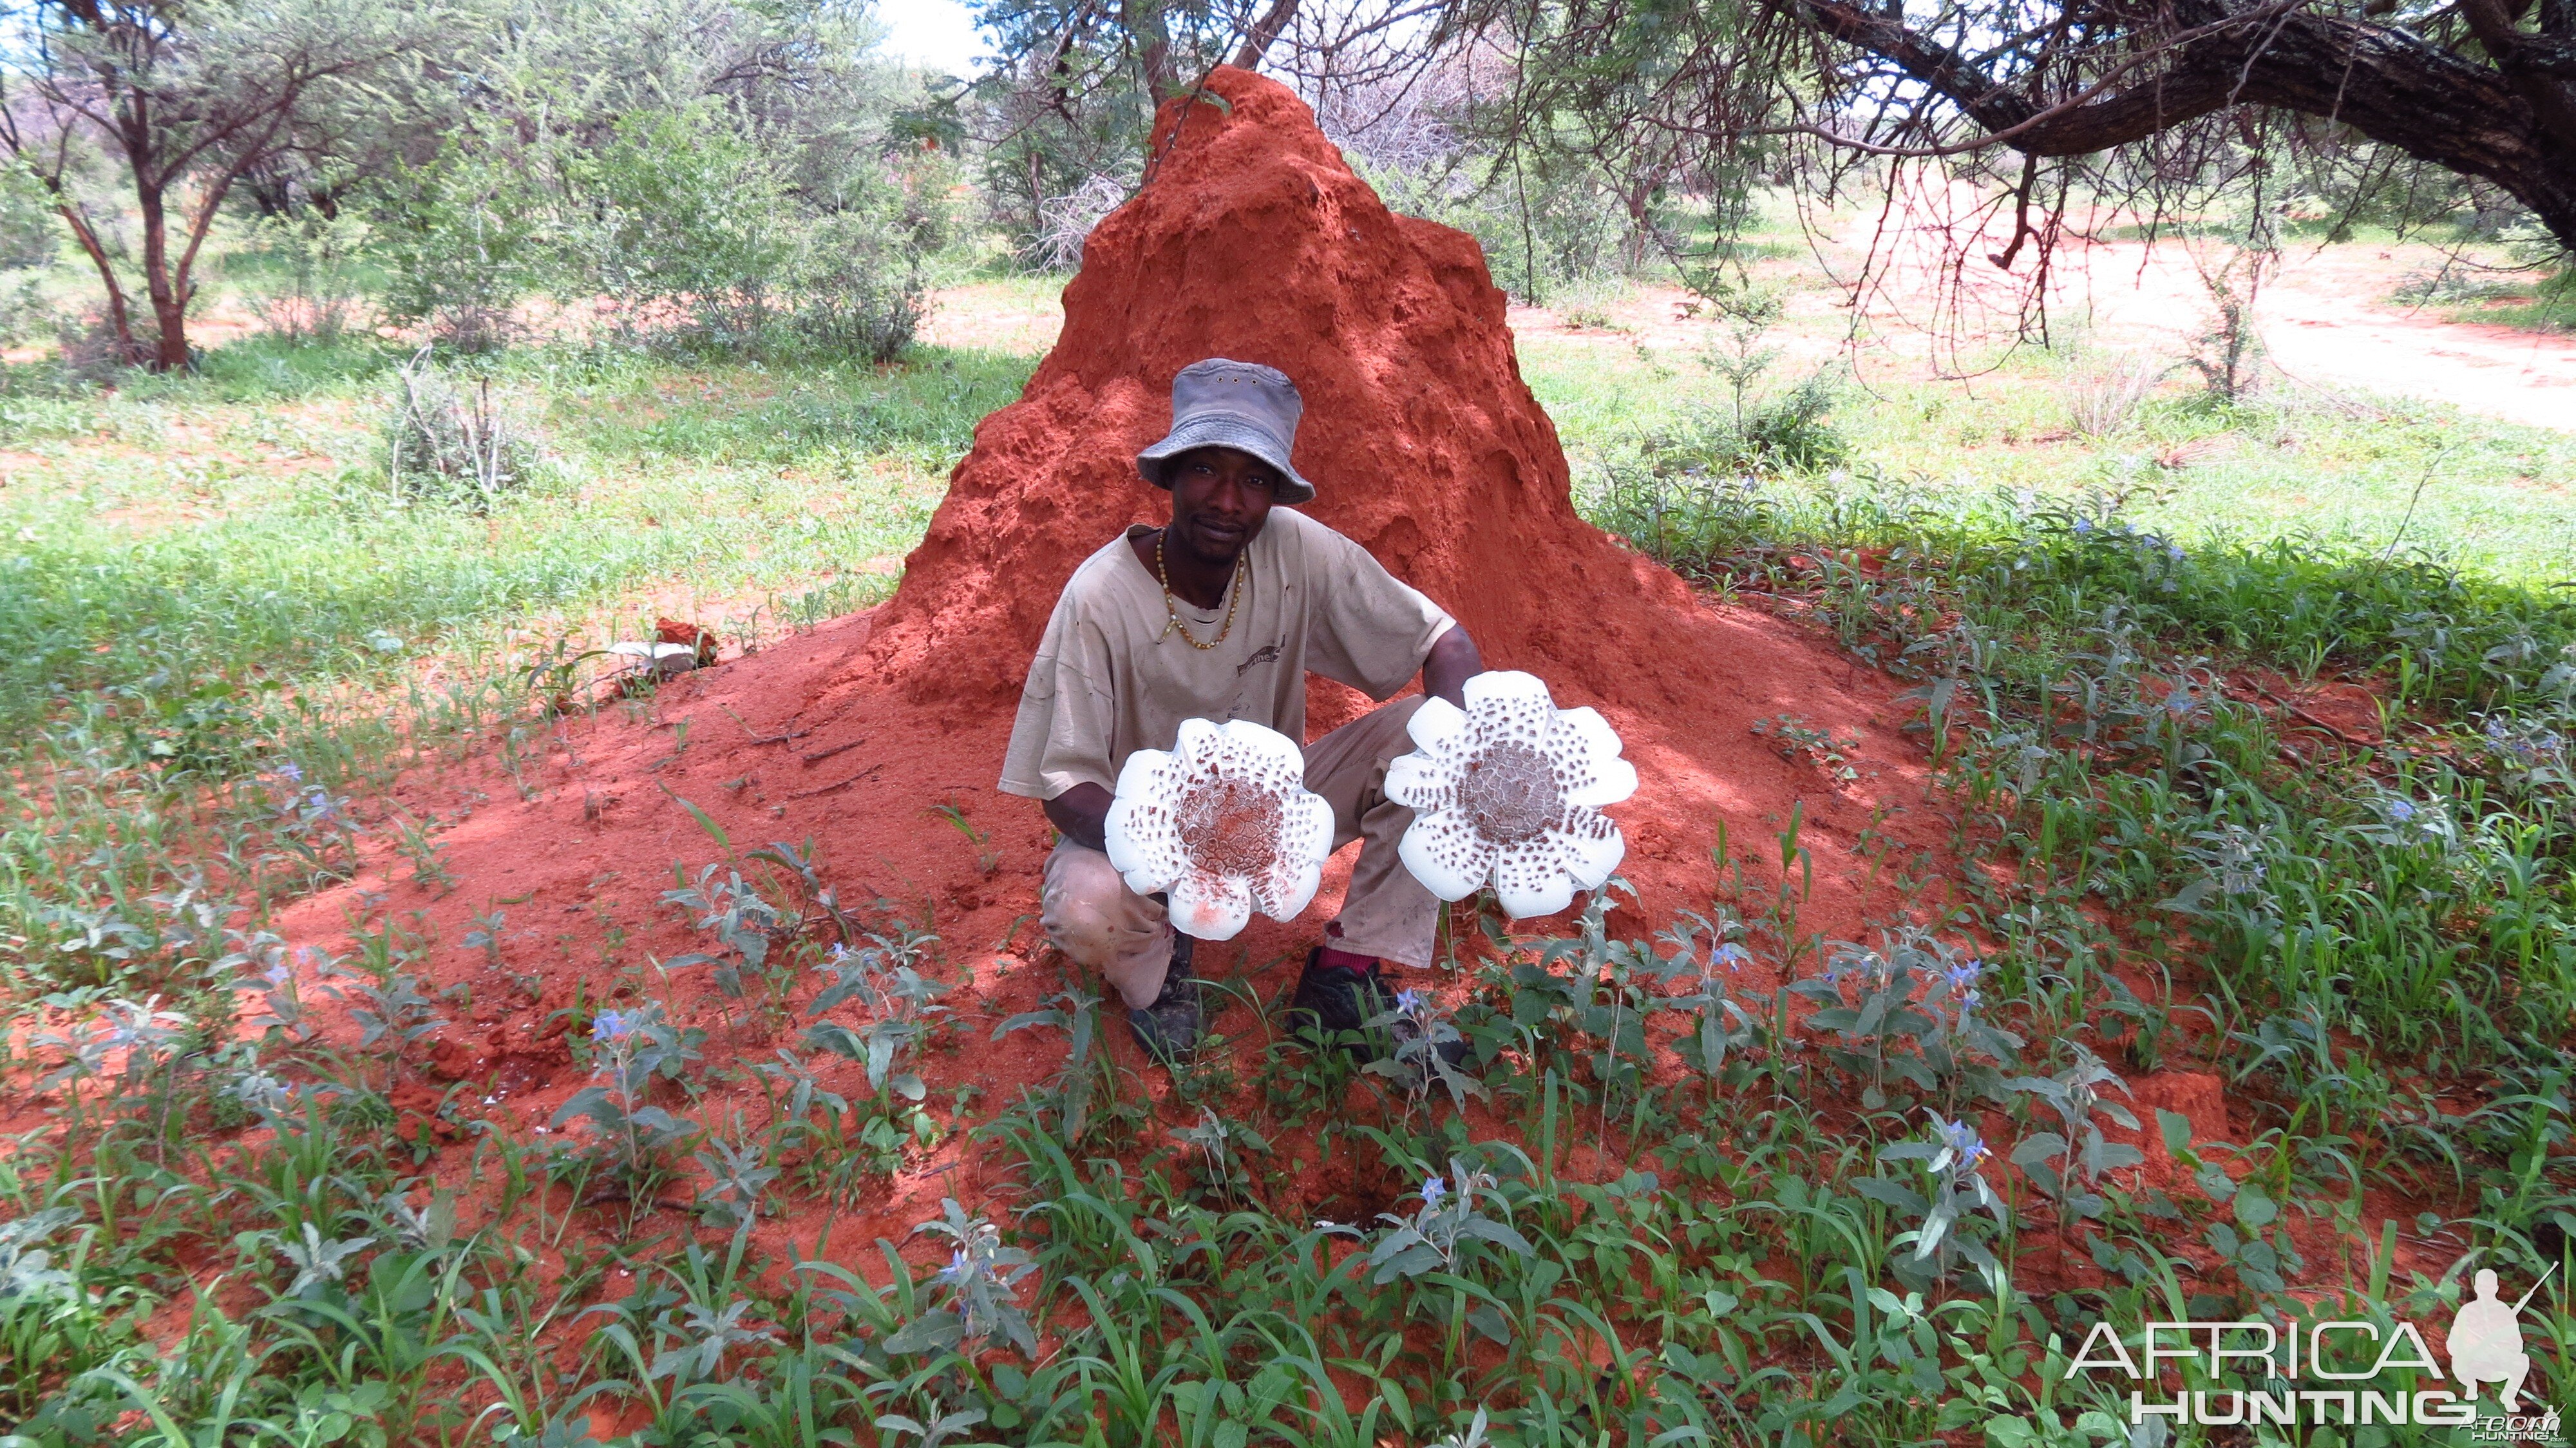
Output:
[878, 0, 994, 75]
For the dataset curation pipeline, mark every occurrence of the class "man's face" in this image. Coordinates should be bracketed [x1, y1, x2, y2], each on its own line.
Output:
[1164, 446, 1281, 566]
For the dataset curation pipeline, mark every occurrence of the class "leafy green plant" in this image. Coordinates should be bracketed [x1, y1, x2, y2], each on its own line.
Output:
[318, 955, 448, 1091]
[459, 906, 507, 969]
[1752, 711, 1862, 782]
[1790, 929, 2023, 1110]
[550, 1001, 703, 1206]
[690, 1123, 779, 1231]
[928, 802, 1001, 878]
[662, 863, 796, 1003]
[805, 937, 952, 1104]
[1348, 1161, 1535, 1287]
[393, 816, 458, 894]
[1507, 879, 1687, 1110]
[1171, 1105, 1269, 1203]
[745, 837, 859, 945]
[1335, 1157, 1537, 1367]
[993, 985, 1111, 1145]
[1361, 987, 1485, 1110]
[1664, 908, 1768, 1094]
[1873, 1113, 2010, 1289]
[882, 1199, 1037, 1358]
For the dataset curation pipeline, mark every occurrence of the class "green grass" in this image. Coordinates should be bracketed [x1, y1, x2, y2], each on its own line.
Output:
[0, 341, 1031, 741]
[2, 296, 2572, 1447]
[2445, 288, 2576, 335]
[1520, 332, 2576, 589]
[2381, 255, 2576, 336]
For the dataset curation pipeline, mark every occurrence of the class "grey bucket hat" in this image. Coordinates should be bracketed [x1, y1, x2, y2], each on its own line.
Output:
[1136, 358, 1318, 504]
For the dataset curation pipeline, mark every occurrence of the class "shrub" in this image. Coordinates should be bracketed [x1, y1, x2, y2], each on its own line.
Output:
[778, 162, 954, 364]
[382, 350, 543, 508]
[557, 103, 786, 352]
[0, 160, 59, 272]
[2062, 350, 2167, 437]
[0, 164, 55, 352]
[1028, 173, 1129, 272]
[238, 211, 374, 347]
[1632, 373, 1848, 481]
[365, 68, 954, 365]
[1740, 370, 1848, 470]
[370, 144, 549, 354]
[783, 223, 930, 363]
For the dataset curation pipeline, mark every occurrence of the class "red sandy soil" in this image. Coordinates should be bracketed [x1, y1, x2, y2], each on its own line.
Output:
[248, 65, 1958, 1253]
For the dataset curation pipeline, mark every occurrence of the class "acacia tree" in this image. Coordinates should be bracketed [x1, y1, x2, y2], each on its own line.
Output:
[1454, 0, 2576, 267]
[0, 0, 421, 370]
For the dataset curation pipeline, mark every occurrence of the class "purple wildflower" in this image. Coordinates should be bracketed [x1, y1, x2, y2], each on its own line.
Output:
[1938, 1118, 1991, 1172]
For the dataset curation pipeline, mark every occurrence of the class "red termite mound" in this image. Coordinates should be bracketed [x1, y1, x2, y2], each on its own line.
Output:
[795, 64, 1956, 938]
[857, 66, 1695, 718]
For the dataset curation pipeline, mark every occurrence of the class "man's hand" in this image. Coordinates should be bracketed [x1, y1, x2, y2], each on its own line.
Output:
[1421, 624, 1482, 709]
[1044, 783, 1115, 853]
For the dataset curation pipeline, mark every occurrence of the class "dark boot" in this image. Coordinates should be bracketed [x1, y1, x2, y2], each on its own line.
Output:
[1286, 946, 1392, 1040]
[1287, 946, 1472, 1072]
[1128, 931, 1202, 1065]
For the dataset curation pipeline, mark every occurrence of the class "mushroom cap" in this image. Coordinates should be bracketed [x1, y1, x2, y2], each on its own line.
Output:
[1385, 671, 1634, 920]
[1102, 717, 1334, 941]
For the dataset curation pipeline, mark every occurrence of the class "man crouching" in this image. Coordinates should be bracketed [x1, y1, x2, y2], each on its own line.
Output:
[996, 357, 1482, 1064]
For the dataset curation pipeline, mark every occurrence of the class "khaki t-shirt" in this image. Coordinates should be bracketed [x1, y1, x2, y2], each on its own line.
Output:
[999, 508, 1457, 801]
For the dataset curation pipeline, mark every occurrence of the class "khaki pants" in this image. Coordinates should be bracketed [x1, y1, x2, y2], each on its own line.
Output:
[1041, 696, 1439, 1007]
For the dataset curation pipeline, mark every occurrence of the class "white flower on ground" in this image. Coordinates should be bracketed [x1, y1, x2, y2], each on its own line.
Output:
[1385, 671, 1637, 920]
[607, 641, 699, 677]
[1104, 718, 1334, 942]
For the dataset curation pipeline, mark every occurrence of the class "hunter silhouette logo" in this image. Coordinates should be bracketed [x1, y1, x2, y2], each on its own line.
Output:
[2450, 1265, 2550, 1413]
[2062, 1264, 2565, 1434]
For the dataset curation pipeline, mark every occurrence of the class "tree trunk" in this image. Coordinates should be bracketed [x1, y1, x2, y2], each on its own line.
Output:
[50, 200, 141, 365]
[135, 176, 190, 371]
[1231, 0, 1300, 68]
[1123, 1, 1181, 101]
[1624, 179, 1653, 271]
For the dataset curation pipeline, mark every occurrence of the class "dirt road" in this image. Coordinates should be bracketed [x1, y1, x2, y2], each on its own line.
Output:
[2255, 250, 2573, 430]
[1821, 187, 2575, 432]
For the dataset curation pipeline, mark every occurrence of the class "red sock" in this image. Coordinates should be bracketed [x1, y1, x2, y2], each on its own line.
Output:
[1315, 943, 1378, 973]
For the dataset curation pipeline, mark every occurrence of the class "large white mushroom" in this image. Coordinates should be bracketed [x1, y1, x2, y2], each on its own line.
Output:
[1385, 671, 1638, 920]
[1103, 718, 1336, 942]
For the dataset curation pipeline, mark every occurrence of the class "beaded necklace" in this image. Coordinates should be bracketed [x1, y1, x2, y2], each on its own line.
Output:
[1156, 529, 1247, 650]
